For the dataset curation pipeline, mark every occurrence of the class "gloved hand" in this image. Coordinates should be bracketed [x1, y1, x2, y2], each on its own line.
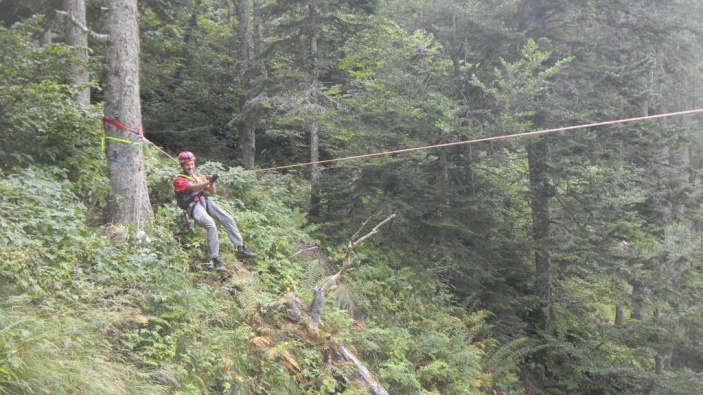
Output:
[209, 173, 219, 184]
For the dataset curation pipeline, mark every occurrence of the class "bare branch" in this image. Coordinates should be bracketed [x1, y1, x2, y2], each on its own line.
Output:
[338, 345, 390, 395]
[288, 245, 318, 259]
[55, 9, 109, 42]
[320, 214, 395, 295]
[308, 214, 396, 329]
[262, 293, 298, 309]
[351, 216, 374, 244]
[260, 216, 395, 395]
[353, 214, 396, 246]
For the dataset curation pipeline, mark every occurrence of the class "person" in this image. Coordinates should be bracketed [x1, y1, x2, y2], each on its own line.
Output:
[173, 151, 256, 271]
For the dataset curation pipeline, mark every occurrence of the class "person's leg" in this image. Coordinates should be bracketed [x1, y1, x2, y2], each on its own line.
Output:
[205, 200, 243, 247]
[191, 201, 220, 260]
[206, 200, 256, 258]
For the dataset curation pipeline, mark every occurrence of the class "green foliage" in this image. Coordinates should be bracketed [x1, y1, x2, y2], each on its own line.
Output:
[1, 152, 506, 394]
[342, 259, 501, 394]
[4, 0, 703, 394]
[139, 0, 241, 163]
[0, 166, 94, 298]
[0, 297, 169, 395]
[0, 20, 109, 206]
[470, 38, 573, 137]
[340, 17, 456, 144]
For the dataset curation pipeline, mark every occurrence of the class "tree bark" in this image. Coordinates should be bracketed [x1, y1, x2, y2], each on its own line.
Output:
[337, 345, 389, 395]
[236, 0, 256, 169]
[62, 0, 90, 107]
[615, 304, 625, 326]
[104, 0, 153, 226]
[630, 280, 645, 320]
[528, 136, 555, 329]
[308, 1, 322, 218]
[309, 118, 321, 217]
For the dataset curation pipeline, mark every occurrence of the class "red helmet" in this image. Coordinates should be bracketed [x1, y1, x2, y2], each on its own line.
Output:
[178, 151, 196, 163]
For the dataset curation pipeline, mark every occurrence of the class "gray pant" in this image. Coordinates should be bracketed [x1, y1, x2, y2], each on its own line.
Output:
[189, 198, 243, 259]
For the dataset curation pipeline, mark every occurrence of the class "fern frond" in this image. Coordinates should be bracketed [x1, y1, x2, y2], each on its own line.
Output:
[250, 336, 272, 348]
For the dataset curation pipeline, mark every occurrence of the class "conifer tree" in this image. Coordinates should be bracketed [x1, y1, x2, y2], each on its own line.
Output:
[62, 0, 90, 106]
[259, 0, 373, 218]
[104, 0, 153, 225]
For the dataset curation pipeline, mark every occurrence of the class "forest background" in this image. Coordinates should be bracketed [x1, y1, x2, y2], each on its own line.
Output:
[2, 0, 703, 394]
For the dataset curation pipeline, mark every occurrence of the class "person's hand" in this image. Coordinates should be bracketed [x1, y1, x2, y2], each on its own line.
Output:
[209, 174, 219, 184]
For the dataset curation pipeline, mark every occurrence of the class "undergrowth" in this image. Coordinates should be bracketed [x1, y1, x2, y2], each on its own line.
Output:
[0, 162, 516, 394]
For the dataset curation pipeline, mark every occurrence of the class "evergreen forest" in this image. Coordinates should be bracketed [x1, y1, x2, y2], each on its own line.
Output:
[3, 0, 703, 394]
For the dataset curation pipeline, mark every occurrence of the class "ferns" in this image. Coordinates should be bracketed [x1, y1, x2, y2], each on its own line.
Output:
[0, 153, 518, 394]
[481, 337, 545, 391]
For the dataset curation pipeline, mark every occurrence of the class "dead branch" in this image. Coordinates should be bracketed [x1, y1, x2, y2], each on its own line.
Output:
[320, 213, 396, 295]
[55, 9, 109, 42]
[262, 292, 304, 322]
[262, 293, 299, 309]
[288, 245, 319, 259]
[258, 215, 395, 395]
[306, 214, 394, 395]
[309, 213, 396, 327]
[338, 345, 389, 395]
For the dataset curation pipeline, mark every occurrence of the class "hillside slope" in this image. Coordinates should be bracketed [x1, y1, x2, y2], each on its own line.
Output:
[0, 162, 510, 394]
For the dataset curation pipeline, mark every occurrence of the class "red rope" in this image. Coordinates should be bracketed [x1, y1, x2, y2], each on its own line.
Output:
[102, 117, 143, 136]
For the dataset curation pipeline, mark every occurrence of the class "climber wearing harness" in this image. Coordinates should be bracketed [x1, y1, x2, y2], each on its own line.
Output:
[173, 151, 256, 271]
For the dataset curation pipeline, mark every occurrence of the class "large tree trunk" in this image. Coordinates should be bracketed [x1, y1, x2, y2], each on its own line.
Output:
[308, 0, 322, 218]
[238, 114, 257, 169]
[63, 0, 90, 107]
[309, 118, 321, 217]
[104, 0, 153, 225]
[528, 136, 555, 329]
[236, 0, 256, 169]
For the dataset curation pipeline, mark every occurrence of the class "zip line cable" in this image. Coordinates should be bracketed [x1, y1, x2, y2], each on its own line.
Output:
[147, 139, 178, 163]
[141, 108, 703, 174]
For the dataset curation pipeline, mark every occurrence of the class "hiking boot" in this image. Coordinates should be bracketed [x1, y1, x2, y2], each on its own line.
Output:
[236, 245, 257, 259]
[212, 257, 227, 272]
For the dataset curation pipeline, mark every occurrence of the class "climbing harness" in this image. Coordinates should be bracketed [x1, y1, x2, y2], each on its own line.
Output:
[173, 173, 208, 210]
[173, 172, 214, 233]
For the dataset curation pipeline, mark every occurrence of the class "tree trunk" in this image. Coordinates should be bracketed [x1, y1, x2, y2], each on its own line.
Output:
[238, 115, 257, 169]
[63, 0, 90, 107]
[614, 304, 625, 326]
[40, 28, 53, 46]
[253, 0, 264, 76]
[630, 280, 645, 320]
[104, 0, 153, 226]
[652, 100, 689, 375]
[308, 0, 322, 218]
[528, 136, 555, 329]
[309, 118, 321, 217]
[236, 0, 256, 169]
[439, 146, 449, 192]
